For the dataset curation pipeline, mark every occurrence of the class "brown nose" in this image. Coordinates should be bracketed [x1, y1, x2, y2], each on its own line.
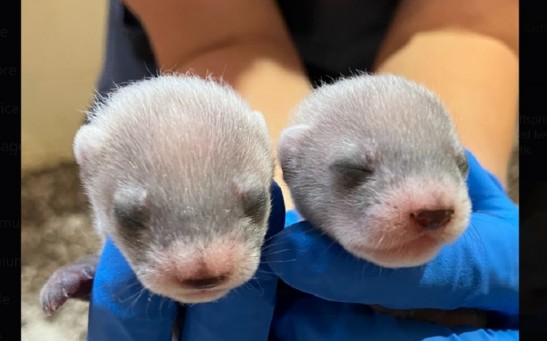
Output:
[411, 209, 454, 230]
[181, 274, 228, 289]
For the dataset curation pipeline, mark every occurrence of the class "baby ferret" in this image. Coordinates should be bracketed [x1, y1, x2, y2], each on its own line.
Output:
[40, 75, 275, 315]
[279, 73, 470, 268]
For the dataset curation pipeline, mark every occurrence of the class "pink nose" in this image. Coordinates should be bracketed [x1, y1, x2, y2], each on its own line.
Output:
[411, 209, 454, 230]
[180, 274, 229, 289]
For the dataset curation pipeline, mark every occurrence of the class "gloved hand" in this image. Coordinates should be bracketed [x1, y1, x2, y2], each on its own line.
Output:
[265, 149, 519, 340]
[270, 289, 519, 340]
[87, 182, 285, 341]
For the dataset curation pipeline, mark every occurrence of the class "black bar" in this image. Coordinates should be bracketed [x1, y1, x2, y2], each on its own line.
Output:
[0, 1, 22, 340]
[520, 1, 547, 340]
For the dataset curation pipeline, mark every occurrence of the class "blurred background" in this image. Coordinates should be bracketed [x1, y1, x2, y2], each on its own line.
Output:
[22, 0, 106, 172]
[20, 1, 519, 340]
[22, 1, 106, 340]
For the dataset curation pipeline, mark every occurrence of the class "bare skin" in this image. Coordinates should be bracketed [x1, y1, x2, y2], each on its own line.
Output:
[122, 0, 518, 209]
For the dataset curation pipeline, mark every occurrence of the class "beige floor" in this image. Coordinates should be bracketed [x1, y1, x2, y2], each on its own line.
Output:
[22, 163, 101, 341]
[21, 146, 519, 340]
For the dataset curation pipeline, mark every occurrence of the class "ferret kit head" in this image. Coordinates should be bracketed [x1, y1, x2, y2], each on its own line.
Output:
[278, 74, 471, 268]
[73, 75, 274, 303]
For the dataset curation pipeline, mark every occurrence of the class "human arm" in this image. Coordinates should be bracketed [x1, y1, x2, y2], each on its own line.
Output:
[372, 0, 518, 186]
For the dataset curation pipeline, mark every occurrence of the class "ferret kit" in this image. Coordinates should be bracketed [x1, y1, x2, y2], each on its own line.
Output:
[40, 75, 275, 315]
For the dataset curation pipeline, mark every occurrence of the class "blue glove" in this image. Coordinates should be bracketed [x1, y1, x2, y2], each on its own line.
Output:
[87, 182, 285, 341]
[270, 290, 518, 341]
[265, 150, 519, 339]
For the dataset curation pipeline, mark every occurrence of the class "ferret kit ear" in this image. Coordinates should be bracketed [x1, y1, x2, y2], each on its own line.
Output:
[253, 110, 268, 132]
[277, 125, 310, 165]
[73, 124, 106, 167]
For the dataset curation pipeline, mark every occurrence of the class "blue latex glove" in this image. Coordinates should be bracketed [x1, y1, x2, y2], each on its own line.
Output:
[266, 150, 519, 339]
[87, 182, 285, 341]
[270, 289, 518, 341]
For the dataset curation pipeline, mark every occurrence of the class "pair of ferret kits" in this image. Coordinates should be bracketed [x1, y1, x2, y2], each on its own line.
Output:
[40, 73, 482, 327]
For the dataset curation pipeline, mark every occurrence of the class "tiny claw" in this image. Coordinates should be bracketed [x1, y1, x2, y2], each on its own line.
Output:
[82, 269, 94, 279]
[38, 255, 99, 316]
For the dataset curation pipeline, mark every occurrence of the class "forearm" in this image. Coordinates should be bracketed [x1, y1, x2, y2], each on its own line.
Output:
[374, 30, 518, 186]
[372, 0, 518, 187]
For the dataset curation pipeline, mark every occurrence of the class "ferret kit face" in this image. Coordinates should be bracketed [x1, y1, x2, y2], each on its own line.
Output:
[279, 74, 471, 268]
[74, 75, 274, 303]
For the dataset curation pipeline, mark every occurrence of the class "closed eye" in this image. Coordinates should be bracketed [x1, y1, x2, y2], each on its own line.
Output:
[330, 161, 372, 173]
[330, 161, 373, 186]
[113, 202, 148, 230]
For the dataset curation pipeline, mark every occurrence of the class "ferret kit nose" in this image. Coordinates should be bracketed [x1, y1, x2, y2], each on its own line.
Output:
[182, 274, 229, 289]
[411, 209, 454, 230]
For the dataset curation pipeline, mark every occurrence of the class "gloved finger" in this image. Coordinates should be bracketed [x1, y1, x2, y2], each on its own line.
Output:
[265, 213, 518, 316]
[464, 149, 518, 218]
[179, 181, 285, 341]
[271, 292, 518, 341]
[88, 238, 179, 341]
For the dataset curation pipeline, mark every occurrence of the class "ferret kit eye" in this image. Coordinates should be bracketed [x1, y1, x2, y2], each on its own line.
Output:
[330, 160, 373, 186]
[113, 188, 149, 230]
[114, 205, 147, 229]
[241, 186, 269, 224]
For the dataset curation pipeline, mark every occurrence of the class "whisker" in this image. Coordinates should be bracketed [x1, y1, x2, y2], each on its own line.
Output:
[261, 248, 294, 257]
[261, 259, 297, 264]
[254, 268, 276, 276]
[260, 240, 293, 253]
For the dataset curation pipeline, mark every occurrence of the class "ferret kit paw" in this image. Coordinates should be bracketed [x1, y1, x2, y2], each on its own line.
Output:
[39, 255, 98, 315]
